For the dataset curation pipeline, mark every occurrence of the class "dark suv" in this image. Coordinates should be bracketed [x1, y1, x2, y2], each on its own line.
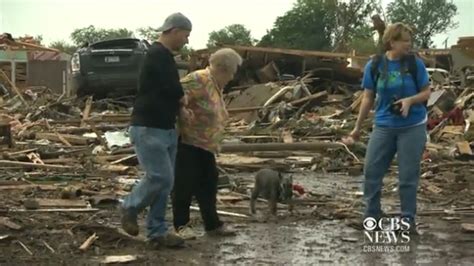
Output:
[70, 38, 150, 96]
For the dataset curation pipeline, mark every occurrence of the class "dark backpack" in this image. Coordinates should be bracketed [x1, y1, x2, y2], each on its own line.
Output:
[370, 53, 419, 92]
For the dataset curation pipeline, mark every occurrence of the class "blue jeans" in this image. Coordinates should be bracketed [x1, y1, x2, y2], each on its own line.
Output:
[122, 126, 177, 239]
[364, 123, 426, 223]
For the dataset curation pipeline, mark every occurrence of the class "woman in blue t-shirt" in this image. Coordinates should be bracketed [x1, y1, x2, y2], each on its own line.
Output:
[343, 23, 431, 234]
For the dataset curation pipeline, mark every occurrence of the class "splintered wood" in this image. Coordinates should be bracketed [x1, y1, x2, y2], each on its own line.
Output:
[79, 233, 98, 251]
[80, 96, 93, 128]
[0, 70, 27, 105]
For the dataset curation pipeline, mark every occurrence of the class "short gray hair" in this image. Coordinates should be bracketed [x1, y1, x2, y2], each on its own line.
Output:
[209, 48, 243, 74]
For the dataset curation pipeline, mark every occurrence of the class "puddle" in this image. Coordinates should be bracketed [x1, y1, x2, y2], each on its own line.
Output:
[211, 172, 473, 264]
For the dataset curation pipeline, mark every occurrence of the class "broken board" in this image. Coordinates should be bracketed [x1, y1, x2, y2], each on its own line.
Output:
[25, 199, 89, 209]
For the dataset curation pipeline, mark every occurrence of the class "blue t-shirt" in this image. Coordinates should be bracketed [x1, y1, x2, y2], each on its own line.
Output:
[362, 57, 430, 128]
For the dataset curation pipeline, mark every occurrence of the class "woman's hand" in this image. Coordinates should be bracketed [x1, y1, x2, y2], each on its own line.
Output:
[342, 128, 361, 145]
[394, 98, 413, 118]
[180, 94, 189, 106]
[180, 107, 194, 121]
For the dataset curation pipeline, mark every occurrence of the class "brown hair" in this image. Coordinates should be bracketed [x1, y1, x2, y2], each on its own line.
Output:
[382, 23, 413, 51]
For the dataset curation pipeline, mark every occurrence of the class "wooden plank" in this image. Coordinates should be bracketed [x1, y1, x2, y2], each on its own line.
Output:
[35, 132, 92, 146]
[14, 41, 60, 52]
[41, 158, 78, 164]
[228, 106, 262, 113]
[8, 208, 99, 212]
[30, 198, 89, 208]
[289, 91, 328, 106]
[102, 255, 138, 264]
[222, 44, 350, 58]
[221, 142, 343, 153]
[0, 184, 57, 191]
[110, 154, 137, 165]
[5, 148, 37, 156]
[0, 160, 75, 170]
[55, 132, 72, 147]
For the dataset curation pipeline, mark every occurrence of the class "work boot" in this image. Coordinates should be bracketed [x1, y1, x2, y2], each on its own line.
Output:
[175, 225, 200, 240]
[206, 225, 237, 237]
[120, 207, 139, 236]
[148, 233, 185, 249]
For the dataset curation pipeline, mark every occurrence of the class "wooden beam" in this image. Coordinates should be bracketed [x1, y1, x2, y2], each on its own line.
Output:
[0, 70, 27, 105]
[26, 198, 89, 208]
[35, 132, 93, 146]
[222, 44, 350, 58]
[80, 96, 93, 128]
[227, 106, 263, 113]
[220, 142, 343, 153]
[289, 91, 328, 106]
[55, 132, 72, 147]
[0, 160, 75, 170]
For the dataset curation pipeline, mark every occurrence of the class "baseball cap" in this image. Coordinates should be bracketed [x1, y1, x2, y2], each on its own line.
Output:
[157, 13, 192, 32]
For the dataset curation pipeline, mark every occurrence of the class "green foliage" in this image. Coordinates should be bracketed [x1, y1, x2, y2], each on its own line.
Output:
[258, 0, 335, 50]
[179, 45, 195, 60]
[347, 25, 378, 55]
[137, 27, 160, 42]
[33, 35, 43, 45]
[70, 25, 134, 46]
[332, 0, 377, 52]
[387, 0, 458, 48]
[49, 40, 78, 54]
[259, 0, 376, 52]
[207, 24, 254, 48]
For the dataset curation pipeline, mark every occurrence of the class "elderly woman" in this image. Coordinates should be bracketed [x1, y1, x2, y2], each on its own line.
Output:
[172, 48, 243, 238]
[344, 23, 430, 234]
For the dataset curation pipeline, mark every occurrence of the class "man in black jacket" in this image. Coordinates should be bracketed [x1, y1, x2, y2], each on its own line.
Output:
[120, 12, 192, 249]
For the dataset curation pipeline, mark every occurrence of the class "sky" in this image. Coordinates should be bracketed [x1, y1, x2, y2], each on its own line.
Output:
[0, 0, 473, 50]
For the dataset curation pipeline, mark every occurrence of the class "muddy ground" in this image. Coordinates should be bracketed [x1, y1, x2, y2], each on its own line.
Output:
[0, 172, 473, 265]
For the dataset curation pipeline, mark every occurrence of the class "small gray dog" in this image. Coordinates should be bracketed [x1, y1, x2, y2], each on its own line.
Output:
[250, 168, 293, 216]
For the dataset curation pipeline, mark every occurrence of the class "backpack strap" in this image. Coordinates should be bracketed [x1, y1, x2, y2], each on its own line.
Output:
[405, 53, 419, 92]
[370, 54, 383, 90]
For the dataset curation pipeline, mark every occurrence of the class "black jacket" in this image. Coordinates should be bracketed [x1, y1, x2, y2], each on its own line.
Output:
[131, 42, 184, 129]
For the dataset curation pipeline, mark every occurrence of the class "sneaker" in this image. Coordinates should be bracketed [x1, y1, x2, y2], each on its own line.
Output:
[206, 225, 237, 237]
[120, 207, 139, 236]
[148, 233, 185, 249]
[175, 226, 199, 240]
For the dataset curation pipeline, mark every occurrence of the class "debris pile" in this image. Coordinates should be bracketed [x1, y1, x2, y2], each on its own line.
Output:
[0, 41, 473, 261]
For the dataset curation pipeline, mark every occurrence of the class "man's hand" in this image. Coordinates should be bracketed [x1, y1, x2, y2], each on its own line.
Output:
[180, 107, 194, 121]
[394, 97, 413, 118]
